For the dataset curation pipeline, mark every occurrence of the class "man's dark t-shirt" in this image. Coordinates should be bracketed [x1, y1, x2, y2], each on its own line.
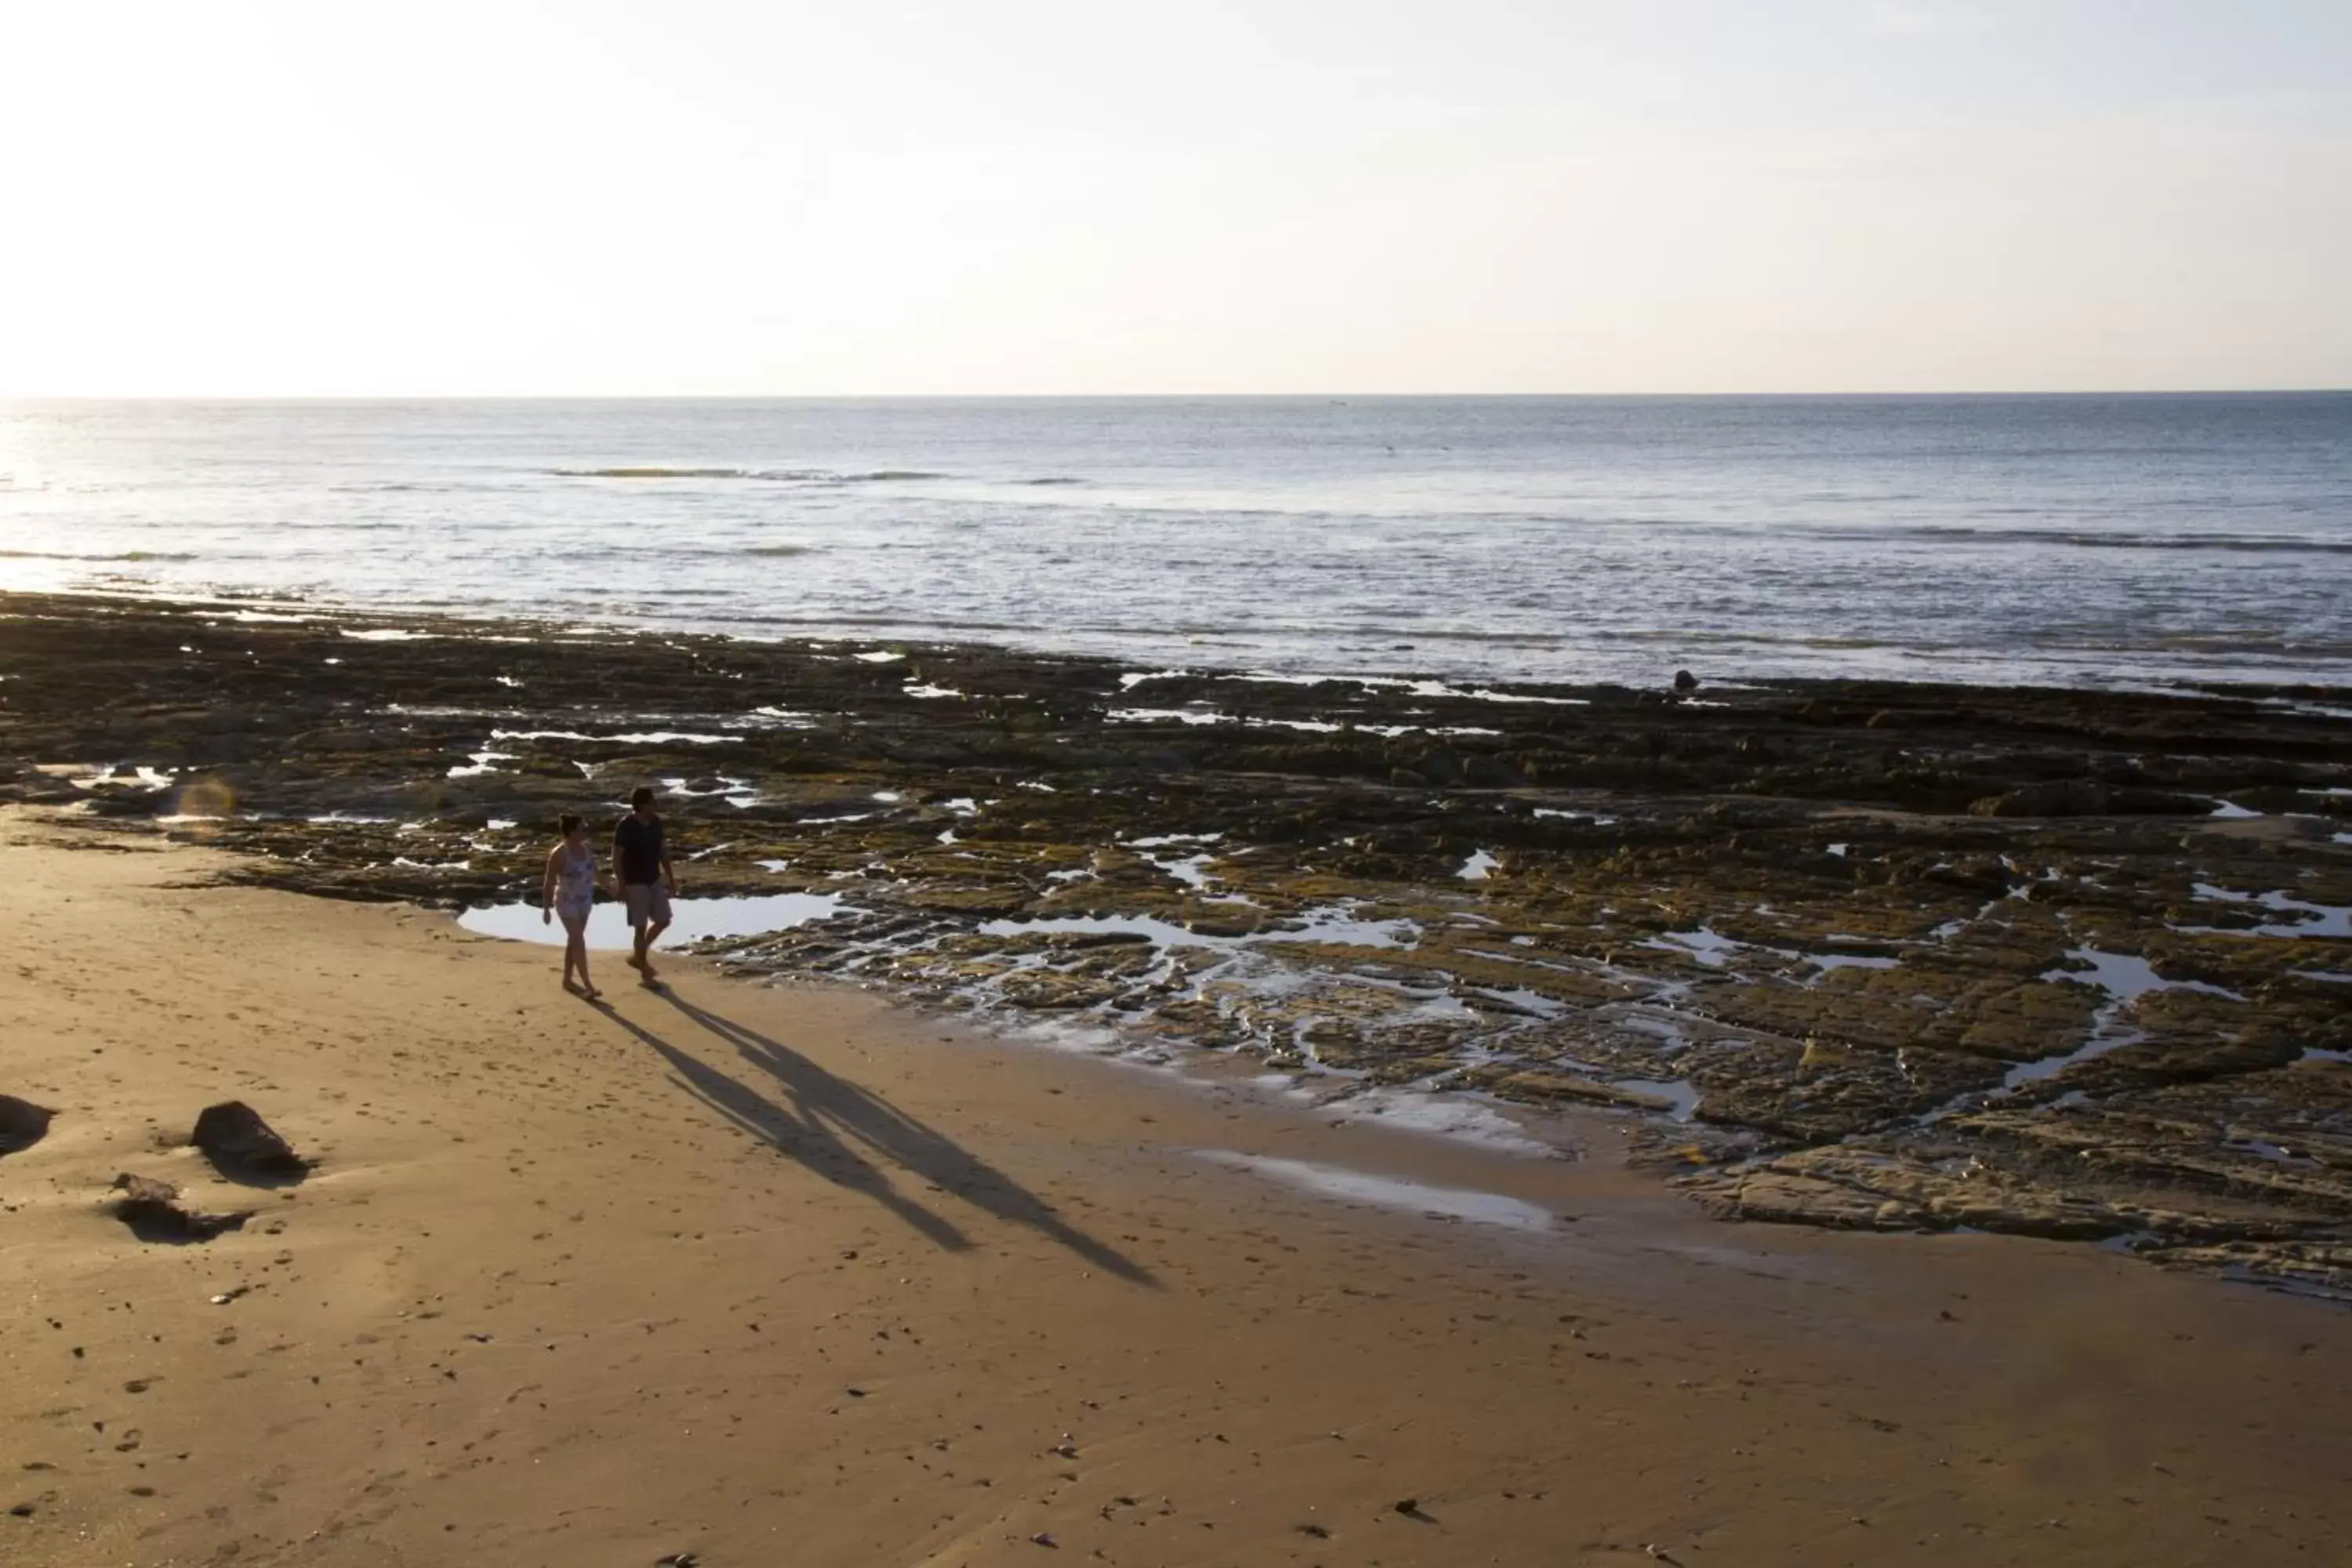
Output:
[615, 813, 666, 886]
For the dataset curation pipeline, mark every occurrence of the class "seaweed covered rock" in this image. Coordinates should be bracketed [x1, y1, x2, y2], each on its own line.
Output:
[5, 590, 2348, 1292]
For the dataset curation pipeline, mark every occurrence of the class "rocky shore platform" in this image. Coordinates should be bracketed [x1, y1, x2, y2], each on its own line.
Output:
[6, 590, 2350, 1294]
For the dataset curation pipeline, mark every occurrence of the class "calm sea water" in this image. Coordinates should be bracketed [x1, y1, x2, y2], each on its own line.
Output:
[3, 395, 2348, 690]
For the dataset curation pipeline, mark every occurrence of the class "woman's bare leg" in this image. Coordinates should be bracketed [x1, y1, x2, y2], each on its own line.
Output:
[561, 912, 598, 997]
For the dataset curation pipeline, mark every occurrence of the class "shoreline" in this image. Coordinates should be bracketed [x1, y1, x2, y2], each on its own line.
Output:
[9, 581, 2351, 706]
[6, 815, 2352, 1565]
[2, 588, 2349, 1297]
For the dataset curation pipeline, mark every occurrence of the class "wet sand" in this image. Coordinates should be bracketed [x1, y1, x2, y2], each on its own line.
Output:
[4, 813, 2350, 1566]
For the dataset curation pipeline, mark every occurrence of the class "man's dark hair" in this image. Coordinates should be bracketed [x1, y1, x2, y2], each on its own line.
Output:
[558, 811, 583, 835]
[630, 786, 655, 810]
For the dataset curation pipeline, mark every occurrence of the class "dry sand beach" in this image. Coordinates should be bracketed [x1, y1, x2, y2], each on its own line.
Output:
[5, 811, 2352, 1567]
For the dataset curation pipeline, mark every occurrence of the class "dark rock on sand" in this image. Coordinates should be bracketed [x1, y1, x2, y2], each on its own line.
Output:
[0, 1094, 54, 1154]
[191, 1101, 310, 1182]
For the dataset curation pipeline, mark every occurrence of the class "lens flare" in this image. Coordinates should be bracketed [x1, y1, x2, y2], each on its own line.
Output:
[173, 775, 238, 822]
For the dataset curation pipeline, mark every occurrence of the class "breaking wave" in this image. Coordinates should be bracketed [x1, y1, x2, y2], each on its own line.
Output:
[1870, 528, 2352, 555]
[0, 549, 201, 562]
[552, 466, 949, 483]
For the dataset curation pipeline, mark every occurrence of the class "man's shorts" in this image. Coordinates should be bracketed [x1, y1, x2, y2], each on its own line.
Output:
[623, 882, 673, 927]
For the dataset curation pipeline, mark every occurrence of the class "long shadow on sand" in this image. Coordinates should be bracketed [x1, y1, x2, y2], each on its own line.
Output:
[592, 992, 1155, 1286]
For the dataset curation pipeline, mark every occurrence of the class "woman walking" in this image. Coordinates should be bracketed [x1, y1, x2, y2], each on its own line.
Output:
[541, 812, 605, 998]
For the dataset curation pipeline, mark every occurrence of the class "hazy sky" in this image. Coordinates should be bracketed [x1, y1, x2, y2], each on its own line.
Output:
[2, 1, 2347, 395]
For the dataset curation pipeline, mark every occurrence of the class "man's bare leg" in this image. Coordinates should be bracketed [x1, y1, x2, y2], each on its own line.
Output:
[638, 916, 672, 985]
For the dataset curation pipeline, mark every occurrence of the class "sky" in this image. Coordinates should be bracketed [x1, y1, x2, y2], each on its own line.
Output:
[1, 0, 2347, 396]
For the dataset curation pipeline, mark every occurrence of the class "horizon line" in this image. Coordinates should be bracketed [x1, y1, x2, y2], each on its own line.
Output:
[5, 386, 2350, 403]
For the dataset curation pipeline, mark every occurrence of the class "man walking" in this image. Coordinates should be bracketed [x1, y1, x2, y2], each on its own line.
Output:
[613, 785, 677, 987]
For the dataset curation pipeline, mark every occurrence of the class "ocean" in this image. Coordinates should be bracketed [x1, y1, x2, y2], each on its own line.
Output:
[2, 394, 2348, 691]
